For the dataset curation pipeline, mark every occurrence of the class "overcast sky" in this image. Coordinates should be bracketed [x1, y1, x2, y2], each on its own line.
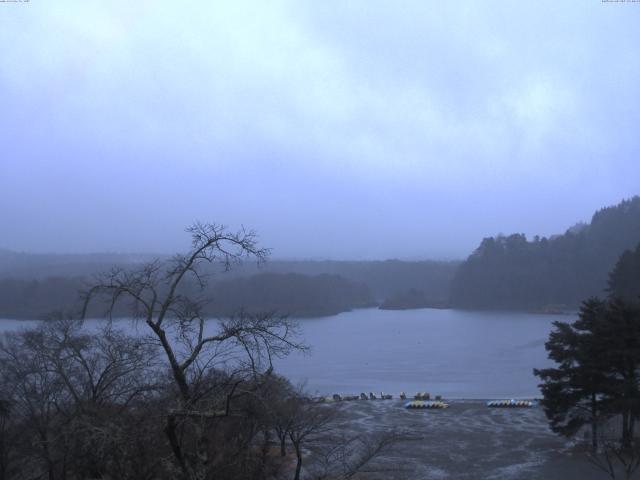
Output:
[1, 1, 639, 259]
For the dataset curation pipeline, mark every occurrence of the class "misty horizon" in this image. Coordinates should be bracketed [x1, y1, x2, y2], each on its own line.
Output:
[2, 1, 640, 258]
[0, 195, 630, 261]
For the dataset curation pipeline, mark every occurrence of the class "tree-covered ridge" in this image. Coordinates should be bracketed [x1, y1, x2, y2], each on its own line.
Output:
[450, 196, 640, 310]
[0, 250, 458, 306]
[0, 273, 373, 320]
[0, 252, 456, 318]
[608, 242, 640, 304]
[208, 273, 373, 317]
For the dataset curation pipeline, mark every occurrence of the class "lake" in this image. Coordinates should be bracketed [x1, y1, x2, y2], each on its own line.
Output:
[0, 308, 566, 399]
[274, 308, 565, 398]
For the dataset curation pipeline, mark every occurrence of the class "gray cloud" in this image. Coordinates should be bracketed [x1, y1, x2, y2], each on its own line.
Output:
[1, 0, 638, 259]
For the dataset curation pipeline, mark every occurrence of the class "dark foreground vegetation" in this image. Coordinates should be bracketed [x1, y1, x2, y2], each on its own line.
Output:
[535, 242, 640, 479]
[0, 224, 395, 480]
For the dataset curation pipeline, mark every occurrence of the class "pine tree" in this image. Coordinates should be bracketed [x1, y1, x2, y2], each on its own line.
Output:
[535, 297, 640, 449]
[534, 298, 611, 449]
[608, 242, 640, 305]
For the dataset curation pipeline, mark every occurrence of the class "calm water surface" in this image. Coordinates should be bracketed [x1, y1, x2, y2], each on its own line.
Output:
[0, 308, 568, 399]
[275, 308, 566, 398]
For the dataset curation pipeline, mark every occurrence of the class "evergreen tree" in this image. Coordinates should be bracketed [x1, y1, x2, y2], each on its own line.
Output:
[597, 299, 640, 448]
[608, 242, 640, 305]
[535, 297, 640, 449]
[452, 196, 640, 310]
[534, 298, 611, 449]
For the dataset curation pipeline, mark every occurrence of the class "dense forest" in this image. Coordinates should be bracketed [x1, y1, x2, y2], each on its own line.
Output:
[379, 288, 449, 310]
[0, 250, 458, 301]
[608, 241, 640, 304]
[2, 196, 640, 317]
[450, 196, 640, 310]
[208, 273, 373, 317]
[0, 249, 158, 279]
[246, 260, 459, 302]
[0, 251, 456, 319]
[0, 273, 373, 320]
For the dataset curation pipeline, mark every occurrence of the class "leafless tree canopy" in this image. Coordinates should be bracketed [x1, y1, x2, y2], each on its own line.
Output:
[0, 223, 400, 480]
[80, 223, 303, 400]
[77, 223, 310, 477]
[586, 425, 640, 480]
[0, 316, 162, 480]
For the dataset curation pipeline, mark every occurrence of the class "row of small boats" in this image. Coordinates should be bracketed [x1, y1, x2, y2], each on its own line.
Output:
[406, 400, 449, 409]
[486, 399, 534, 408]
[316, 391, 446, 403]
[406, 399, 535, 410]
[315, 393, 536, 409]
[317, 392, 395, 402]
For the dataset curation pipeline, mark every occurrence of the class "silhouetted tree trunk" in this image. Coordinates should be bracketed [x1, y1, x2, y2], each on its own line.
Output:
[592, 393, 599, 450]
[81, 223, 305, 479]
[292, 440, 303, 480]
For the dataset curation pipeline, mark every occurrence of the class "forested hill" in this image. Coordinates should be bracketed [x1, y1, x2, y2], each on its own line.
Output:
[0, 251, 457, 318]
[450, 196, 640, 310]
[240, 260, 459, 302]
[0, 273, 374, 320]
[0, 251, 458, 308]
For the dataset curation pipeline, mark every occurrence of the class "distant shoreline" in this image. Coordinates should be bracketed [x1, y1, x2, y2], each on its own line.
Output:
[0, 304, 579, 323]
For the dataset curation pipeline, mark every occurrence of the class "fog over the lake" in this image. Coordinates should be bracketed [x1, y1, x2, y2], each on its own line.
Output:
[1, 1, 639, 259]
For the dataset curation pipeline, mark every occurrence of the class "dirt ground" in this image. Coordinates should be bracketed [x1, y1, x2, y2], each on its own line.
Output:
[311, 399, 609, 480]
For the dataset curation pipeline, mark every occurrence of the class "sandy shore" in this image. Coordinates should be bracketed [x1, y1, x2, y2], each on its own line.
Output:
[313, 399, 604, 479]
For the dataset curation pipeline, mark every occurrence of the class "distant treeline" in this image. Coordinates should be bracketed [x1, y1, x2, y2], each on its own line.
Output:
[3, 196, 640, 316]
[450, 196, 640, 310]
[0, 276, 86, 319]
[207, 273, 373, 317]
[0, 250, 159, 279]
[0, 273, 374, 320]
[0, 251, 459, 301]
[243, 260, 459, 302]
[0, 250, 458, 319]
[380, 288, 450, 310]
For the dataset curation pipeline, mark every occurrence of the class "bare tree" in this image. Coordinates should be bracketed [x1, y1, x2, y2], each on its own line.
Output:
[0, 316, 160, 480]
[287, 398, 338, 480]
[80, 223, 305, 479]
[587, 427, 640, 480]
[0, 397, 20, 480]
[0, 323, 74, 480]
[265, 377, 297, 457]
[311, 431, 403, 480]
[0, 224, 397, 480]
[283, 397, 403, 480]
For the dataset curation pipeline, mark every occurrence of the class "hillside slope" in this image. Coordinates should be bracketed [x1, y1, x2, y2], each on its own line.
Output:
[450, 197, 640, 310]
